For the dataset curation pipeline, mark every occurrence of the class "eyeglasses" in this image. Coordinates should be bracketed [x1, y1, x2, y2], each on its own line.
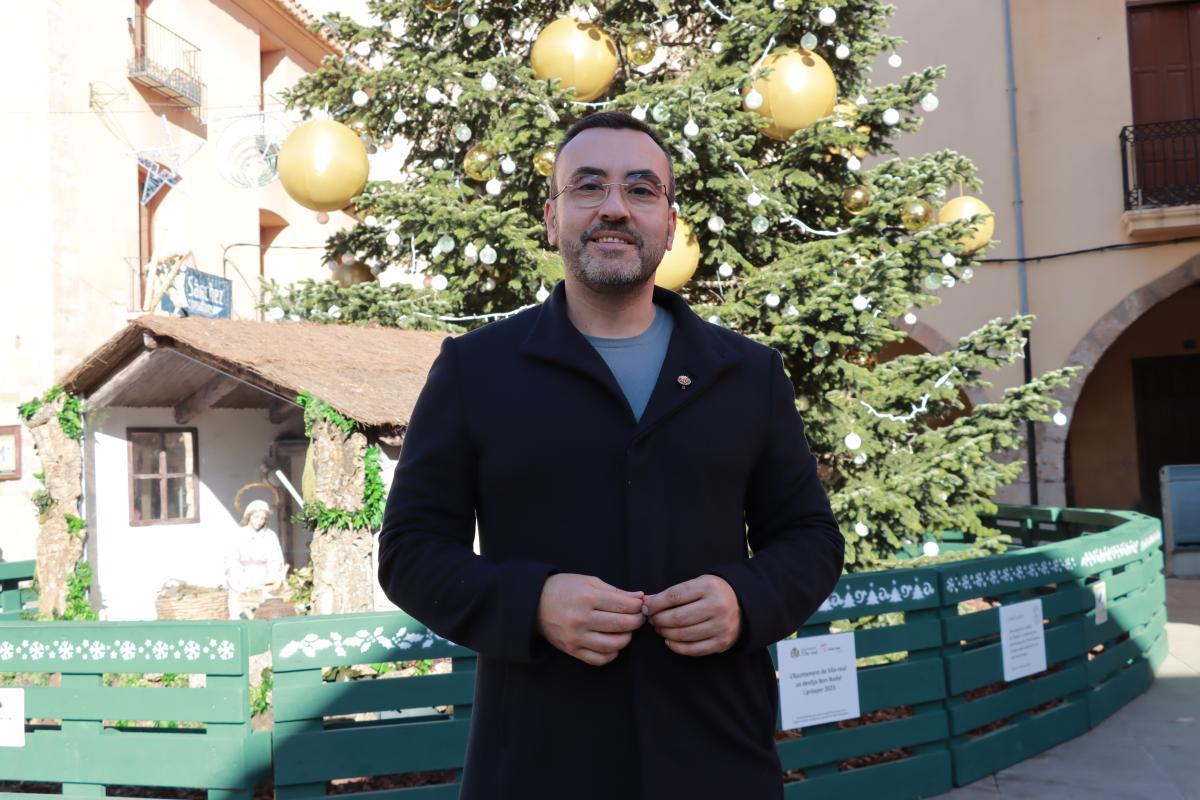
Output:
[551, 178, 669, 209]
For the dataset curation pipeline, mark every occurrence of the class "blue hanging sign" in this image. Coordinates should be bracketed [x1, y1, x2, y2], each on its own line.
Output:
[161, 268, 233, 319]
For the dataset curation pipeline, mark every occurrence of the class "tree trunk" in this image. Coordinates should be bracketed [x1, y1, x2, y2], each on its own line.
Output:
[26, 395, 85, 617]
[308, 419, 375, 614]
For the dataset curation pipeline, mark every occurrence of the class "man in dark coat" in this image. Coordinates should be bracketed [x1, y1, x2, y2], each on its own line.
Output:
[378, 111, 844, 799]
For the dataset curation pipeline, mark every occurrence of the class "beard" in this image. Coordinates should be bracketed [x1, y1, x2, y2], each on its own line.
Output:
[560, 221, 670, 293]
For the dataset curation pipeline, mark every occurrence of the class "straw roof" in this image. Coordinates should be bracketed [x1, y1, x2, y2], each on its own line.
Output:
[58, 316, 450, 430]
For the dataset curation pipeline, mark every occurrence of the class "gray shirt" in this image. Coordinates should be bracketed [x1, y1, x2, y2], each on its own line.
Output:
[583, 305, 675, 422]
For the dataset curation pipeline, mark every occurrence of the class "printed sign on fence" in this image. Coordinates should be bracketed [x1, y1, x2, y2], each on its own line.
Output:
[777, 632, 860, 730]
[1000, 598, 1047, 682]
[0, 688, 24, 747]
[1093, 581, 1108, 625]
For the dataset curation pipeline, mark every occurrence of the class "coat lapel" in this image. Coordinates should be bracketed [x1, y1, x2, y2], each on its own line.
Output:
[520, 282, 742, 433]
[632, 286, 740, 441]
[519, 281, 632, 414]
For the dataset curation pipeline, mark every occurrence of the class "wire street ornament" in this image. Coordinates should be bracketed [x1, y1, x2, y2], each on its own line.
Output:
[214, 112, 290, 188]
[133, 114, 203, 206]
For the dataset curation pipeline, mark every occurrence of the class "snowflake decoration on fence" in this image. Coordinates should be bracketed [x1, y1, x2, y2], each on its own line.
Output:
[0, 636, 237, 664]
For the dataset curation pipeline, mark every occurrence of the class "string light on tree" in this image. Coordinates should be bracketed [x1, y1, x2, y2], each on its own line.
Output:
[393, 108, 408, 123]
[818, 7, 837, 25]
[352, 89, 370, 106]
[464, 12, 479, 28]
[632, 104, 648, 120]
[882, 108, 900, 125]
[813, 340, 831, 357]
[385, 231, 401, 247]
[683, 119, 700, 137]
[479, 245, 497, 265]
[486, 178, 503, 196]
[425, 86, 444, 103]
[431, 274, 449, 290]
[852, 294, 870, 311]
[800, 32, 819, 50]
[652, 103, 670, 122]
[887, 52, 903, 68]
[1053, 411, 1068, 426]
[455, 124, 473, 142]
[835, 44, 850, 59]
[922, 541, 940, 557]
[437, 234, 455, 252]
[718, 263, 733, 278]
[707, 215, 726, 233]
[844, 432, 863, 450]
[921, 93, 939, 112]
[854, 522, 869, 537]
[904, 312, 917, 325]
[941, 253, 957, 268]
[481, 71, 498, 91]
[765, 293, 781, 308]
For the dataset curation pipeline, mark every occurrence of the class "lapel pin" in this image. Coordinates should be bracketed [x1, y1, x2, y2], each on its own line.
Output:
[676, 375, 692, 389]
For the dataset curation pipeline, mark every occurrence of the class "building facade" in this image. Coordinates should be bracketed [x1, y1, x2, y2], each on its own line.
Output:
[0, 0, 352, 561]
[888, 0, 1200, 521]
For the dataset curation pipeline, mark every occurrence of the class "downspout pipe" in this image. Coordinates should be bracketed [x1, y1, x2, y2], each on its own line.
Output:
[1002, 0, 1039, 505]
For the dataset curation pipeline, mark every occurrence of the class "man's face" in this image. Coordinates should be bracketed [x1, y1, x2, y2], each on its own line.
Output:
[544, 128, 677, 293]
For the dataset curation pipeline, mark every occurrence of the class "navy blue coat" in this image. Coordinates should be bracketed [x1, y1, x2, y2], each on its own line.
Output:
[378, 282, 844, 799]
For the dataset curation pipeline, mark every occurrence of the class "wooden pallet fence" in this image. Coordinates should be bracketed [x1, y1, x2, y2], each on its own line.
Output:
[0, 562, 35, 622]
[939, 507, 1163, 787]
[0, 618, 270, 800]
[777, 566, 953, 800]
[270, 610, 475, 800]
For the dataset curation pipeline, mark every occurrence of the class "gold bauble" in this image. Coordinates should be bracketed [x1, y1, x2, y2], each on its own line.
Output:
[533, 145, 556, 177]
[277, 120, 369, 212]
[654, 219, 701, 291]
[744, 48, 838, 140]
[530, 18, 618, 103]
[900, 198, 935, 231]
[841, 185, 872, 215]
[937, 195, 995, 254]
[626, 34, 657, 67]
[463, 145, 495, 181]
[425, 0, 455, 12]
[332, 261, 375, 288]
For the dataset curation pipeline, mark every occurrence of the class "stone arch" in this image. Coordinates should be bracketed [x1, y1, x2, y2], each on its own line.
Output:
[1037, 252, 1200, 506]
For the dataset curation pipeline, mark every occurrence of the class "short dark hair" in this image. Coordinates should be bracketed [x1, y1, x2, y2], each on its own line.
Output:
[551, 111, 676, 204]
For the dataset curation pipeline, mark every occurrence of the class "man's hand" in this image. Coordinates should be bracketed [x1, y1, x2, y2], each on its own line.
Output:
[643, 575, 742, 657]
[536, 574, 646, 666]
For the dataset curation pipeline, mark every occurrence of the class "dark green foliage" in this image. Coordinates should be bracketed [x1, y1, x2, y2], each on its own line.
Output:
[61, 561, 98, 621]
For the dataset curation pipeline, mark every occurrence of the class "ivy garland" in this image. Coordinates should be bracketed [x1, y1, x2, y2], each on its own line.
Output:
[19, 386, 84, 440]
[294, 392, 386, 532]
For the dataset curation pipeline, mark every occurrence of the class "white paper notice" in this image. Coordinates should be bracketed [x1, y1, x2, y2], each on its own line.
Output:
[776, 632, 860, 731]
[999, 598, 1047, 682]
[1092, 581, 1108, 625]
[0, 688, 25, 747]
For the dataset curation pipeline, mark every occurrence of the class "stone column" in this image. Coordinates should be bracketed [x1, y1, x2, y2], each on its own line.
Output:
[25, 394, 85, 617]
[307, 418, 376, 615]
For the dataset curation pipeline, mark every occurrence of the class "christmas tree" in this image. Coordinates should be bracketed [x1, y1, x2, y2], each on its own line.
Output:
[266, 0, 1075, 571]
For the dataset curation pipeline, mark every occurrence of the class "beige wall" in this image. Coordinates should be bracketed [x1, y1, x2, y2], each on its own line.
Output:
[890, 0, 1200, 506]
[1069, 284, 1200, 510]
[0, 0, 349, 561]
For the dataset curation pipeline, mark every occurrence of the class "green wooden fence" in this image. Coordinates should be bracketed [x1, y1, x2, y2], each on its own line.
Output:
[0, 505, 1166, 798]
[0, 619, 271, 799]
[270, 611, 474, 799]
[0, 561, 35, 621]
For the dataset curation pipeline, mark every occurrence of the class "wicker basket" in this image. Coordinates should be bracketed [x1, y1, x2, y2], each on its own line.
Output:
[155, 585, 230, 620]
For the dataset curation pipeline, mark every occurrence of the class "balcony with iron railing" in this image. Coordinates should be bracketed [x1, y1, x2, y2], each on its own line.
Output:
[127, 15, 206, 116]
[1120, 119, 1200, 236]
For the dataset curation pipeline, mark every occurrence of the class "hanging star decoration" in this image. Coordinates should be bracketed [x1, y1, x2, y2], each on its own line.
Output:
[133, 114, 203, 206]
